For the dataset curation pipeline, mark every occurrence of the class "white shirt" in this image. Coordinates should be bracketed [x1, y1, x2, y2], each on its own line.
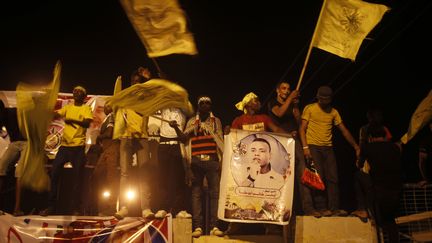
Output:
[159, 108, 186, 138]
[254, 168, 285, 189]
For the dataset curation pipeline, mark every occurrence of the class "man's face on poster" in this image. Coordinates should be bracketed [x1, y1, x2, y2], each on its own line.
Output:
[250, 140, 271, 168]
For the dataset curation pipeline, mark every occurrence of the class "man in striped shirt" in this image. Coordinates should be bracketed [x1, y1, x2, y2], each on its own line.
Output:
[169, 95, 224, 238]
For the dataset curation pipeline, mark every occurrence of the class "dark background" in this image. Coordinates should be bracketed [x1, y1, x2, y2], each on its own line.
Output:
[0, 0, 431, 211]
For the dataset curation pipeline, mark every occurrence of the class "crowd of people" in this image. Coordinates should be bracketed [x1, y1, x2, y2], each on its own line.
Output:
[0, 66, 429, 242]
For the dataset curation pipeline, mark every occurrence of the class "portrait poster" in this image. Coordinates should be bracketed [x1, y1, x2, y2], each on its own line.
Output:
[218, 129, 295, 225]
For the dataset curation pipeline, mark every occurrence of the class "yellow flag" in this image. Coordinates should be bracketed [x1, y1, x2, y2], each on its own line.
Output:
[313, 0, 389, 61]
[120, 0, 198, 58]
[400, 90, 432, 144]
[114, 75, 122, 95]
[16, 61, 61, 191]
[106, 78, 194, 139]
[107, 78, 193, 116]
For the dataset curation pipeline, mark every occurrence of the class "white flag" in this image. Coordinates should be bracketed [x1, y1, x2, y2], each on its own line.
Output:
[120, 0, 198, 57]
[313, 0, 389, 61]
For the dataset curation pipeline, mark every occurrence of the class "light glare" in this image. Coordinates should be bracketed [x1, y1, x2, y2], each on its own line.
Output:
[126, 190, 136, 201]
[102, 190, 111, 198]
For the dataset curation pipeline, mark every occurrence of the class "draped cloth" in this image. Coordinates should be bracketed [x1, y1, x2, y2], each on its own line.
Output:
[16, 61, 61, 191]
[235, 92, 258, 114]
[106, 78, 193, 139]
[400, 89, 432, 144]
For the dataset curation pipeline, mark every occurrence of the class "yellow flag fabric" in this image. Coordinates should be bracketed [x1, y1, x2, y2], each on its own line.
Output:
[106, 78, 193, 139]
[16, 61, 61, 192]
[113, 108, 149, 139]
[400, 89, 432, 144]
[313, 0, 389, 61]
[119, 0, 198, 58]
[114, 76, 122, 95]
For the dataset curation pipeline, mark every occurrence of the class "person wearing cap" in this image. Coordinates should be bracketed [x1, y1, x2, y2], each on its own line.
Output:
[299, 85, 360, 217]
[40, 85, 93, 216]
[169, 95, 224, 238]
[267, 81, 318, 217]
[231, 92, 285, 133]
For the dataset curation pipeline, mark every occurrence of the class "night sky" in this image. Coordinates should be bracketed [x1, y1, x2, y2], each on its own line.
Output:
[0, 0, 431, 186]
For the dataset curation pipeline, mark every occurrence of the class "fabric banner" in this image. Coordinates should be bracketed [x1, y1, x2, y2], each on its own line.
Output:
[218, 129, 295, 225]
[119, 0, 198, 58]
[400, 89, 432, 144]
[0, 213, 172, 243]
[313, 0, 389, 61]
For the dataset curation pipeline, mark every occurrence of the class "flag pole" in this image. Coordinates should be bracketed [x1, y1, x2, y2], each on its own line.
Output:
[151, 58, 165, 78]
[295, 0, 328, 91]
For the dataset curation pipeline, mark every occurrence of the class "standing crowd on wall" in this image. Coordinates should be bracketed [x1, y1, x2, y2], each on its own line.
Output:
[0, 66, 430, 243]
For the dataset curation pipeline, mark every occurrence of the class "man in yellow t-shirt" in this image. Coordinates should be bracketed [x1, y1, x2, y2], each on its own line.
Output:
[299, 86, 360, 217]
[114, 68, 153, 220]
[40, 86, 93, 216]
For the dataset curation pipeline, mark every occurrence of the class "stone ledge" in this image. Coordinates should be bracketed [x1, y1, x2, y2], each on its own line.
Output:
[295, 216, 378, 243]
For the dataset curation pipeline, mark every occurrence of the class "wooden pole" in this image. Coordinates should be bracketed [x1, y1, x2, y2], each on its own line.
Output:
[151, 58, 164, 78]
[296, 0, 328, 91]
[150, 115, 170, 123]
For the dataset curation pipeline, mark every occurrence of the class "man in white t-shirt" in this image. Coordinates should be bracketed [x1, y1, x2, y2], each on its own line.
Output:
[157, 107, 190, 217]
[242, 138, 285, 190]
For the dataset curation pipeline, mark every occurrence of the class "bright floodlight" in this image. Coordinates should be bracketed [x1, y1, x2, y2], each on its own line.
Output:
[126, 190, 136, 201]
[102, 190, 111, 198]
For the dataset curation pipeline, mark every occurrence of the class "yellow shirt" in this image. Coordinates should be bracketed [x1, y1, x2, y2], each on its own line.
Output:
[57, 103, 93, 146]
[302, 103, 342, 146]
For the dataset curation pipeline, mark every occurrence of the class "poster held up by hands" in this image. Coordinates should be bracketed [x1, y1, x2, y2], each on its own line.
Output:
[218, 129, 295, 225]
